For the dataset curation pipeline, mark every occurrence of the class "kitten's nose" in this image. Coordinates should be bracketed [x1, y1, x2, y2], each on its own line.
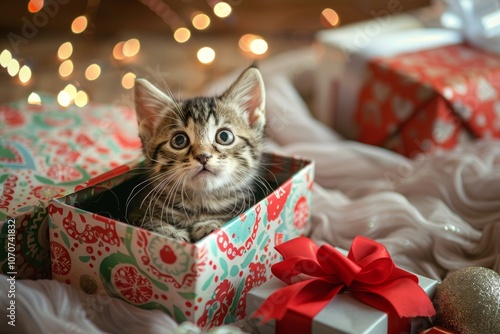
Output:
[195, 153, 212, 165]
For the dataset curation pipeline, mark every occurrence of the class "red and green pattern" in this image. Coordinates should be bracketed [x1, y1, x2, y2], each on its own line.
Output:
[48, 153, 314, 329]
[0, 96, 141, 279]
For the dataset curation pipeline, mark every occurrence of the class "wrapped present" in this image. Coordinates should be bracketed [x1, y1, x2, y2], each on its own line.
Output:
[354, 42, 500, 157]
[0, 96, 141, 279]
[314, 1, 500, 157]
[246, 237, 437, 334]
[48, 152, 314, 329]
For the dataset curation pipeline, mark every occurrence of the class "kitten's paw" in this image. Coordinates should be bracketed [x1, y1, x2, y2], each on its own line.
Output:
[155, 224, 190, 242]
[191, 220, 225, 242]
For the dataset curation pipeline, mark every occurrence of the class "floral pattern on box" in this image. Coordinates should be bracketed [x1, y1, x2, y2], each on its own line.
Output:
[48, 153, 314, 329]
[0, 96, 141, 279]
[354, 43, 500, 157]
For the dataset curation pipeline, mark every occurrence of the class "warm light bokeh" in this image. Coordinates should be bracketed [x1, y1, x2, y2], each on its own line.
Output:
[28, 92, 42, 105]
[75, 90, 89, 107]
[214, 2, 232, 18]
[19, 65, 32, 84]
[113, 42, 126, 60]
[58, 42, 73, 60]
[192, 13, 211, 30]
[174, 27, 191, 43]
[57, 90, 72, 107]
[197, 47, 215, 64]
[121, 72, 136, 89]
[71, 16, 88, 34]
[0, 49, 12, 68]
[28, 0, 44, 13]
[249, 38, 268, 55]
[123, 38, 141, 57]
[321, 8, 340, 27]
[59, 60, 74, 78]
[7, 59, 20, 77]
[64, 84, 78, 99]
[85, 64, 101, 81]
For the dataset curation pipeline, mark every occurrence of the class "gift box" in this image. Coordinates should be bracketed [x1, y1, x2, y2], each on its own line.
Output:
[314, 3, 500, 157]
[48, 152, 314, 329]
[246, 237, 438, 334]
[0, 96, 141, 279]
[354, 42, 500, 157]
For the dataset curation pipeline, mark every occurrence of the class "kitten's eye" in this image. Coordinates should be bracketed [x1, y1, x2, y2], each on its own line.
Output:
[171, 132, 190, 149]
[216, 129, 235, 145]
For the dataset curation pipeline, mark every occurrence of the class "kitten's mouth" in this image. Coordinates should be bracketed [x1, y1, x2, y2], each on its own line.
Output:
[194, 166, 217, 178]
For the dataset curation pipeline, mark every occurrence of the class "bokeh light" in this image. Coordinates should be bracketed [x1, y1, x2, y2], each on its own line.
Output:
[57, 42, 73, 60]
[192, 12, 211, 30]
[59, 60, 74, 78]
[239, 34, 256, 52]
[75, 90, 89, 107]
[321, 8, 340, 27]
[197, 47, 215, 64]
[250, 38, 268, 55]
[71, 16, 88, 34]
[123, 38, 141, 58]
[28, 92, 42, 105]
[7, 59, 20, 77]
[64, 84, 78, 99]
[85, 63, 101, 81]
[19, 65, 32, 84]
[28, 0, 44, 13]
[214, 2, 232, 18]
[174, 27, 191, 43]
[0, 49, 12, 68]
[121, 72, 136, 89]
[57, 90, 72, 107]
[113, 42, 126, 60]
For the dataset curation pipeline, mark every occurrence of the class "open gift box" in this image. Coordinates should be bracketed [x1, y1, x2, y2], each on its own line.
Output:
[0, 97, 140, 279]
[48, 152, 314, 329]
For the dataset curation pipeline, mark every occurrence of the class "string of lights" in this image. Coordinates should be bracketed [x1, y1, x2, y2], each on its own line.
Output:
[1, 0, 341, 108]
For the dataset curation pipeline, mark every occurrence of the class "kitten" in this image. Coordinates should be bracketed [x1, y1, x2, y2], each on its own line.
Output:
[127, 66, 266, 242]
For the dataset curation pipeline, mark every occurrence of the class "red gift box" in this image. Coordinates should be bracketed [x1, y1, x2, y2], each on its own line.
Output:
[354, 43, 500, 157]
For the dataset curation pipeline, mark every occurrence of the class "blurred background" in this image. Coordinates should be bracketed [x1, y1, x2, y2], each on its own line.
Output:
[0, 0, 429, 106]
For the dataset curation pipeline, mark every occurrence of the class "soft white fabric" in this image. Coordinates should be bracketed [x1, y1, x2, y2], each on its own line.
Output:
[253, 49, 500, 280]
[0, 275, 247, 333]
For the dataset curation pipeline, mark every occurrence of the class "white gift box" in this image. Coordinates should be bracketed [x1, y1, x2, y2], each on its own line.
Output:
[246, 264, 438, 334]
[312, 4, 463, 139]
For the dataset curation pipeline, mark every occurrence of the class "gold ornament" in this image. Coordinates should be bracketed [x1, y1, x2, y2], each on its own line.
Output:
[433, 266, 500, 334]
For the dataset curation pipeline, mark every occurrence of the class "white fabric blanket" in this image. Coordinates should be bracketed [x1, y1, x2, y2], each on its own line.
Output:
[1, 46, 499, 333]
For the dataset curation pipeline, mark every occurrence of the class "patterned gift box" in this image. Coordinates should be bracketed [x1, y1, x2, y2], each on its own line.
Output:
[47, 152, 314, 329]
[0, 96, 141, 279]
[354, 43, 500, 157]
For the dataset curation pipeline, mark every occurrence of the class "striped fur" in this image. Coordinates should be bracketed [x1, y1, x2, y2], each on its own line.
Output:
[127, 66, 266, 242]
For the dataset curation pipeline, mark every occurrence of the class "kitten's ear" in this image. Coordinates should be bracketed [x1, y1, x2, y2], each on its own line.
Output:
[134, 78, 175, 139]
[221, 66, 265, 129]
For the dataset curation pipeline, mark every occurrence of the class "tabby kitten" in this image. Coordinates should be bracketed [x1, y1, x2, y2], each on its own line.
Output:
[127, 66, 266, 242]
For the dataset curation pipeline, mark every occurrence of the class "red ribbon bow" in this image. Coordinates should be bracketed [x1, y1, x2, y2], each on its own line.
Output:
[253, 236, 436, 334]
